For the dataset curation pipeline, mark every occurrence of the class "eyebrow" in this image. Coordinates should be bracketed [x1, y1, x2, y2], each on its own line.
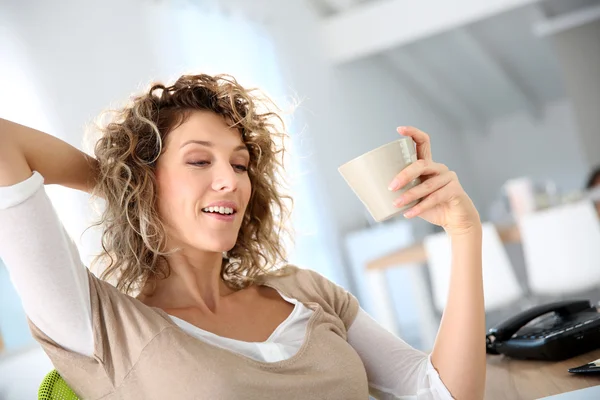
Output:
[180, 140, 248, 153]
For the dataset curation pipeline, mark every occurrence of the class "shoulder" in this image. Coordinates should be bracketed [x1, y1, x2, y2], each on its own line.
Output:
[87, 268, 172, 327]
[260, 264, 335, 294]
[261, 264, 359, 330]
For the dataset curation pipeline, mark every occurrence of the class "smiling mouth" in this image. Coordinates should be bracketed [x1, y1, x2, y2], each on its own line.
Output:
[201, 206, 236, 215]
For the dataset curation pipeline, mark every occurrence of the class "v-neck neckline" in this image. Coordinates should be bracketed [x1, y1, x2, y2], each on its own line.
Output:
[148, 280, 323, 367]
[167, 296, 302, 345]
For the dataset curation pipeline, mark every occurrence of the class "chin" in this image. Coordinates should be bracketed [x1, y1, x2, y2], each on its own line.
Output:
[196, 236, 238, 254]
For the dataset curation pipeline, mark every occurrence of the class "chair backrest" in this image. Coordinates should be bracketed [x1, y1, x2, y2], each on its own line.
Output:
[39, 369, 79, 400]
[424, 223, 524, 312]
[518, 200, 600, 296]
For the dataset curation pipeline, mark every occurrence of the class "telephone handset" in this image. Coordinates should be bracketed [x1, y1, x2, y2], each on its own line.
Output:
[486, 300, 600, 361]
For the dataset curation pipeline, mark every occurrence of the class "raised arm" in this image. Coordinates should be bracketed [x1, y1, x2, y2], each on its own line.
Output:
[388, 126, 485, 399]
[0, 117, 99, 357]
[0, 117, 98, 191]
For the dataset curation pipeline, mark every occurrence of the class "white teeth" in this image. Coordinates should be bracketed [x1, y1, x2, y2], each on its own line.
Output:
[202, 206, 234, 215]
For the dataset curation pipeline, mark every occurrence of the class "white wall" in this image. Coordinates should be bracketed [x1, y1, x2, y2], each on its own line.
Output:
[551, 20, 600, 170]
[460, 99, 588, 216]
[265, 0, 480, 235]
[323, 0, 543, 63]
[0, 0, 166, 268]
[262, 0, 485, 306]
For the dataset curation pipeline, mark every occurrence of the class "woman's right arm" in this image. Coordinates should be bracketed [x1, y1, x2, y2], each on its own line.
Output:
[0, 118, 97, 357]
[0, 118, 99, 191]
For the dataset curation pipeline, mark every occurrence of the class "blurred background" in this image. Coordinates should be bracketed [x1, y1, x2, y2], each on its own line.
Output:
[1, 0, 600, 397]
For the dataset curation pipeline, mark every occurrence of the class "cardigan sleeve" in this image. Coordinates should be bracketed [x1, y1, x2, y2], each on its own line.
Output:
[348, 308, 453, 400]
[0, 171, 94, 357]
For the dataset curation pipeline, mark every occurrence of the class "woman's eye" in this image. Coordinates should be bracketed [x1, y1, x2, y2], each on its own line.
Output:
[189, 161, 210, 166]
[233, 164, 248, 172]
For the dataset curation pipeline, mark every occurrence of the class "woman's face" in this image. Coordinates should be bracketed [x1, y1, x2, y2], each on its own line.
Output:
[155, 110, 251, 253]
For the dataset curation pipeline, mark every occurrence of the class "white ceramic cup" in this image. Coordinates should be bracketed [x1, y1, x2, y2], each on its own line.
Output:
[338, 138, 421, 222]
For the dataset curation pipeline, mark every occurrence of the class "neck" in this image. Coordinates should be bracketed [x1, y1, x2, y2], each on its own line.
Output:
[139, 248, 235, 314]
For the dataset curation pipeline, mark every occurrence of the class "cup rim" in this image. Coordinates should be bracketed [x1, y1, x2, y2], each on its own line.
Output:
[338, 137, 413, 171]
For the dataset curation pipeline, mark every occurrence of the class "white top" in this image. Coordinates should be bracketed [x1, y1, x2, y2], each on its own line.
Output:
[0, 171, 452, 400]
[170, 292, 313, 363]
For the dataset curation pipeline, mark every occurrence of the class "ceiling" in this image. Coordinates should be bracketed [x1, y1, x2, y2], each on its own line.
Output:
[308, 0, 600, 130]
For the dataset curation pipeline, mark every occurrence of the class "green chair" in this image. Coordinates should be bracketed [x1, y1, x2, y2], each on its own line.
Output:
[39, 369, 79, 400]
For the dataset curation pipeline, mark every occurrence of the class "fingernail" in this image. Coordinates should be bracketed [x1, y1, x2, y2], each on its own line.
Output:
[404, 209, 416, 218]
[394, 196, 405, 207]
[388, 179, 400, 191]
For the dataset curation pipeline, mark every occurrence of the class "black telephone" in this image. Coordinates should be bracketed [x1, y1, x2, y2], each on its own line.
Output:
[486, 300, 600, 361]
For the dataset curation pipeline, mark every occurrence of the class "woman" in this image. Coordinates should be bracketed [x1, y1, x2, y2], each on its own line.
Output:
[0, 74, 484, 399]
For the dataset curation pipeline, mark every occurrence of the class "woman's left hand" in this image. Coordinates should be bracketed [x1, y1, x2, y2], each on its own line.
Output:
[388, 126, 481, 236]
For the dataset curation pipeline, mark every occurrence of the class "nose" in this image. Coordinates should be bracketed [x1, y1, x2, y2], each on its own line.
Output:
[211, 161, 238, 192]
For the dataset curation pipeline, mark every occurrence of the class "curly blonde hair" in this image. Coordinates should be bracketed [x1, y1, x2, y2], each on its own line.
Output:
[88, 74, 292, 296]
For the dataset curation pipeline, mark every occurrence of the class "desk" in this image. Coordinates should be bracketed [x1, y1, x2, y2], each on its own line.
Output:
[485, 349, 600, 399]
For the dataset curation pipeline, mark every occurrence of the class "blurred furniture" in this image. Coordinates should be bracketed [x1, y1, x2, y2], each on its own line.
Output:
[423, 223, 524, 312]
[518, 201, 600, 297]
[344, 219, 438, 350]
[38, 370, 78, 400]
[485, 348, 600, 400]
[366, 224, 521, 270]
[365, 189, 600, 272]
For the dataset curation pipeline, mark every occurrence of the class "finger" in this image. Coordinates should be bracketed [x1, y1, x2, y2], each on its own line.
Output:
[404, 179, 462, 218]
[388, 160, 449, 191]
[393, 171, 454, 208]
[397, 126, 432, 162]
[404, 181, 452, 218]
